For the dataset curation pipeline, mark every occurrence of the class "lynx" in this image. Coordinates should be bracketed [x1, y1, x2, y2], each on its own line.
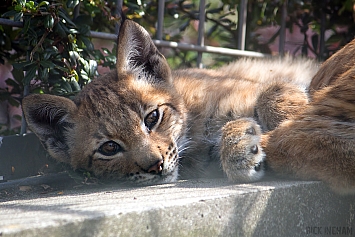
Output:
[22, 19, 355, 194]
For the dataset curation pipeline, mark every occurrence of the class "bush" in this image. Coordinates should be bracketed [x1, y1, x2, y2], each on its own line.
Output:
[0, 0, 354, 135]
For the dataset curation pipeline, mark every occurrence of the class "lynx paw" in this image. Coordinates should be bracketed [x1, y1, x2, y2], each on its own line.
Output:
[220, 118, 265, 182]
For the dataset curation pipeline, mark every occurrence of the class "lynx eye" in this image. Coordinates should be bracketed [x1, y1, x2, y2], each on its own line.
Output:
[144, 109, 160, 131]
[98, 141, 122, 156]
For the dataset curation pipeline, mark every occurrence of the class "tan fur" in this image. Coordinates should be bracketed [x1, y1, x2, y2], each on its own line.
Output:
[22, 20, 355, 192]
[260, 65, 355, 194]
[171, 59, 315, 178]
[310, 39, 355, 93]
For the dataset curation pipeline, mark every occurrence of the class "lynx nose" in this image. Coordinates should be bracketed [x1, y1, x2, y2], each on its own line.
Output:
[148, 159, 163, 174]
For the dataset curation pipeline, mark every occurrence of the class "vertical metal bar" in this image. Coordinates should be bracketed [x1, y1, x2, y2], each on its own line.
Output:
[20, 51, 31, 135]
[20, 84, 29, 135]
[237, 0, 247, 50]
[279, 0, 288, 56]
[319, 4, 326, 61]
[156, 0, 165, 40]
[115, 0, 123, 34]
[197, 0, 206, 68]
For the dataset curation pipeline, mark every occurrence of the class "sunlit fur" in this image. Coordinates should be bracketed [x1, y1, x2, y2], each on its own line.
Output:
[22, 20, 355, 193]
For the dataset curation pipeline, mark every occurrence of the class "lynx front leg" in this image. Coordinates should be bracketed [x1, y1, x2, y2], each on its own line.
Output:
[255, 83, 309, 132]
[220, 118, 265, 182]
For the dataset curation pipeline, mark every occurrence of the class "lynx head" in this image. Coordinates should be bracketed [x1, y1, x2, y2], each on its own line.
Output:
[22, 20, 187, 184]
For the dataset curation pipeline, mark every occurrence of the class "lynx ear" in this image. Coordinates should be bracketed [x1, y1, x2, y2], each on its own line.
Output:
[116, 20, 172, 84]
[22, 94, 77, 163]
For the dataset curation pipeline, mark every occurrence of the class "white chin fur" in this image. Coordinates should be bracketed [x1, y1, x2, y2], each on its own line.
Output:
[130, 166, 179, 185]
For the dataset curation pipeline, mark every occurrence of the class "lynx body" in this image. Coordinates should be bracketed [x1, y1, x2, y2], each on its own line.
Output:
[23, 20, 355, 193]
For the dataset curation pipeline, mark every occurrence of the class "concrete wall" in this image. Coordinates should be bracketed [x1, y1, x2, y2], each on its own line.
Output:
[1, 176, 354, 237]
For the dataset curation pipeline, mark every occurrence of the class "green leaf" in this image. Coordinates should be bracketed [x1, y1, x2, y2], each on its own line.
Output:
[79, 57, 89, 72]
[79, 69, 89, 81]
[74, 15, 93, 26]
[54, 64, 70, 73]
[38, 1, 50, 7]
[88, 60, 97, 76]
[23, 65, 37, 85]
[22, 16, 31, 34]
[11, 68, 24, 84]
[43, 46, 59, 60]
[32, 87, 45, 94]
[53, 22, 67, 38]
[207, 24, 218, 37]
[40, 60, 56, 69]
[68, 28, 78, 34]
[69, 51, 80, 61]
[5, 79, 20, 91]
[51, 86, 66, 95]
[18, 0, 26, 6]
[206, 7, 223, 14]
[77, 24, 90, 36]
[326, 34, 343, 46]
[58, 9, 76, 28]
[23, 62, 37, 71]
[60, 80, 73, 93]
[25, 1, 35, 9]
[41, 67, 49, 80]
[102, 48, 112, 54]
[14, 12, 23, 22]
[2, 10, 18, 17]
[13, 61, 35, 70]
[80, 37, 94, 51]
[44, 15, 54, 29]
[179, 20, 190, 31]
[92, 49, 105, 60]
[66, 0, 80, 8]
[58, 22, 71, 34]
[70, 79, 81, 91]
[8, 97, 20, 107]
[15, 5, 23, 11]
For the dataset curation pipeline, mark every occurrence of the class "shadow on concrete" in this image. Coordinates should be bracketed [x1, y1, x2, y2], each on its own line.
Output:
[1, 173, 355, 237]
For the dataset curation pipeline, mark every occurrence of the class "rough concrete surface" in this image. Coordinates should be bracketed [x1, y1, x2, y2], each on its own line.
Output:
[0, 174, 354, 237]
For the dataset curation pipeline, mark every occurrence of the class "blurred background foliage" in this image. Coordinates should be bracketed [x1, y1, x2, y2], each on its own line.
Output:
[0, 0, 355, 135]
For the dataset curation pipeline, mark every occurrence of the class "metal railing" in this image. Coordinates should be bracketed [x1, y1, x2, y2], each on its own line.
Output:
[0, 0, 318, 134]
[0, 1, 274, 59]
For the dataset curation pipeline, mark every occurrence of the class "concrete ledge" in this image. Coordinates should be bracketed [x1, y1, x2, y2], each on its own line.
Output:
[0, 176, 354, 237]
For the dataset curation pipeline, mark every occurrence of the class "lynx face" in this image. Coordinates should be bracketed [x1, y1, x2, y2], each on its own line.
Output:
[22, 20, 187, 184]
